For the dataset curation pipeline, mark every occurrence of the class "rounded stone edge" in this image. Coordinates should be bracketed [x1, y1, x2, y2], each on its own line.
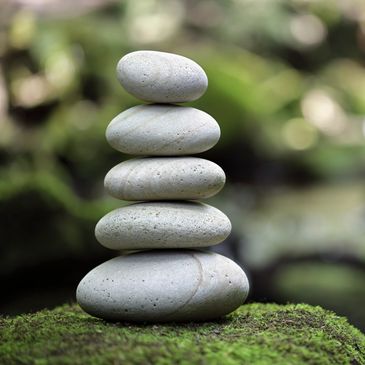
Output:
[116, 50, 208, 103]
[104, 104, 221, 156]
[94, 202, 232, 250]
[76, 250, 249, 322]
[103, 157, 226, 201]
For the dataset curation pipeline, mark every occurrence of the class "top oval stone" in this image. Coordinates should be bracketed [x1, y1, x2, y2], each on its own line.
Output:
[116, 51, 208, 103]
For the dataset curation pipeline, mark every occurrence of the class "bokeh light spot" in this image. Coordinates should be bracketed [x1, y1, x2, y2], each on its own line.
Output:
[290, 14, 327, 48]
[301, 89, 347, 136]
[9, 10, 36, 49]
[282, 118, 318, 150]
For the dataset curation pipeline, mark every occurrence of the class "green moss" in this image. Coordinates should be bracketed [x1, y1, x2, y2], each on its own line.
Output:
[0, 303, 364, 365]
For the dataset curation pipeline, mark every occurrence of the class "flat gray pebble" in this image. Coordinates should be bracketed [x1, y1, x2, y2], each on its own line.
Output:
[76, 249, 249, 322]
[116, 50, 208, 103]
[106, 104, 220, 155]
[104, 157, 225, 201]
[95, 201, 231, 250]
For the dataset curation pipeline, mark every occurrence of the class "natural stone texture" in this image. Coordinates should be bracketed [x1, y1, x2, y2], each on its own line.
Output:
[75, 50, 246, 324]
[95, 201, 231, 250]
[104, 157, 225, 201]
[116, 50, 208, 103]
[106, 104, 220, 156]
[76, 250, 248, 322]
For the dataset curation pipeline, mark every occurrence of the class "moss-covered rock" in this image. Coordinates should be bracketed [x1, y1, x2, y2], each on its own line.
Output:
[0, 303, 364, 365]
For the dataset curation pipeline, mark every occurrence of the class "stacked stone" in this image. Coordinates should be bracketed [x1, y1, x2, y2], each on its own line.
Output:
[77, 51, 249, 322]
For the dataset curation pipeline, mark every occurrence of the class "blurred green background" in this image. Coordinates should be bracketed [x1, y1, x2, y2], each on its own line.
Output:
[1, 0, 365, 330]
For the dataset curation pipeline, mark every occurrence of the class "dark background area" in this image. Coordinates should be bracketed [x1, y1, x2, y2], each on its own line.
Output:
[1, 0, 365, 330]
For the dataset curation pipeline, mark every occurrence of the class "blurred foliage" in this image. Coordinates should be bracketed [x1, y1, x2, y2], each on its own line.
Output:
[1, 0, 365, 327]
[273, 262, 365, 327]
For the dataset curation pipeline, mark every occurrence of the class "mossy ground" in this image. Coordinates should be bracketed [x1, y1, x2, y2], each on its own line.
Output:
[0, 303, 364, 365]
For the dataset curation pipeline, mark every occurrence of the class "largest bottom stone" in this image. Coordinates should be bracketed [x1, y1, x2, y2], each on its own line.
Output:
[77, 250, 249, 322]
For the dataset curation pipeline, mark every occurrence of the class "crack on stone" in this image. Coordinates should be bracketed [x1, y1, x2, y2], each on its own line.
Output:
[164, 252, 203, 319]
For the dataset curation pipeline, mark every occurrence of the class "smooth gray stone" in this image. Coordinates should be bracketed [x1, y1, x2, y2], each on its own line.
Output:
[76, 250, 249, 322]
[106, 104, 220, 155]
[95, 201, 231, 250]
[104, 157, 225, 201]
[116, 50, 208, 103]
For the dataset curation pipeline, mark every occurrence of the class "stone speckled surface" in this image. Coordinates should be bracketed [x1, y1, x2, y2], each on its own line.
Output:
[77, 51, 248, 323]
[76, 250, 249, 322]
[95, 201, 231, 250]
[106, 104, 220, 156]
[116, 50, 208, 103]
[104, 157, 225, 201]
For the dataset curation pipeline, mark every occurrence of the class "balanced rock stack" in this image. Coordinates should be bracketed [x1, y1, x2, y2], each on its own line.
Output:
[77, 51, 249, 322]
